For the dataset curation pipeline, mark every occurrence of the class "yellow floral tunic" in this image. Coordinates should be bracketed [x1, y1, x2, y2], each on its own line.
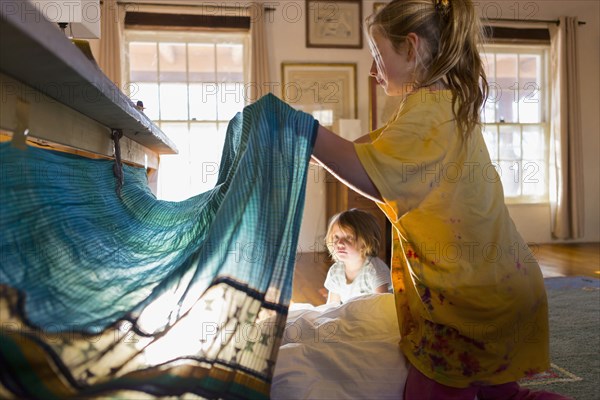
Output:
[355, 88, 550, 388]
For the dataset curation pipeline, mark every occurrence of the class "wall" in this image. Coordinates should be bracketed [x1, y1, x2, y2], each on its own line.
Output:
[262, 0, 599, 247]
[266, 1, 382, 251]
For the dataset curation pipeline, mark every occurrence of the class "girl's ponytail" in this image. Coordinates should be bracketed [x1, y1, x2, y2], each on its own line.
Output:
[431, 0, 488, 135]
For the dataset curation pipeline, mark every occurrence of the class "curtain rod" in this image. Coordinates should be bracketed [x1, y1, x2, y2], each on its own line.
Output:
[484, 18, 586, 26]
[116, 2, 275, 11]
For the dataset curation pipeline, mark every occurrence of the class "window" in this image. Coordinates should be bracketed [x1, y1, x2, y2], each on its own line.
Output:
[125, 30, 249, 201]
[481, 44, 550, 204]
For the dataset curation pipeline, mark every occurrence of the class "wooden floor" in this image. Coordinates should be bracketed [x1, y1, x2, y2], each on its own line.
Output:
[291, 242, 600, 306]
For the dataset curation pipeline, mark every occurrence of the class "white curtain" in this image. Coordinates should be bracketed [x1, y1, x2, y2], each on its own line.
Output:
[549, 17, 585, 239]
[249, 2, 272, 103]
[98, 0, 125, 87]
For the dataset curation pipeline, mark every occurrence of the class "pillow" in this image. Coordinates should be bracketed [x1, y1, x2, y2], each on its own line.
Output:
[271, 294, 408, 399]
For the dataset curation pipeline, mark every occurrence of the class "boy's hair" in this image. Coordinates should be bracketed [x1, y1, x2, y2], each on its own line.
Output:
[366, 0, 489, 136]
[325, 209, 381, 259]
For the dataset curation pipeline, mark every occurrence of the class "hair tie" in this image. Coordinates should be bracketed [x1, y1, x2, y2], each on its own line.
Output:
[435, 0, 451, 18]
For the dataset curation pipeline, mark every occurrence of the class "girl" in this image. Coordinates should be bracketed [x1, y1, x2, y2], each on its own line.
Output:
[323, 209, 392, 304]
[308, 0, 569, 398]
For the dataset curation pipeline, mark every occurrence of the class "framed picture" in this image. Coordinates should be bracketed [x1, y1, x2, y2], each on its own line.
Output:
[306, 0, 363, 49]
[282, 63, 357, 128]
[368, 76, 402, 130]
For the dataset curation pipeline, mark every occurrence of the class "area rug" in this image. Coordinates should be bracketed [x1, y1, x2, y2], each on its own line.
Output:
[519, 276, 600, 400]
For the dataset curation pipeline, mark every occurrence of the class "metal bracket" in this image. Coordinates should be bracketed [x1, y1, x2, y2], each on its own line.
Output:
[11, 97, 29, 150]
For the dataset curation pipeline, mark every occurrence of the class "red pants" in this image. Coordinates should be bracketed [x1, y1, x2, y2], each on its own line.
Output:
[404, 366, 573, 400]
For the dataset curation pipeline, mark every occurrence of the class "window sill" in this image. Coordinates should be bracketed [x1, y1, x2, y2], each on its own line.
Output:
[505, 201, 550, 206]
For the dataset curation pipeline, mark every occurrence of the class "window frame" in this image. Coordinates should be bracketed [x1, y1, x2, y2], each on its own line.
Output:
[124, 29, 250, 201]
[480, 43, 551, 205]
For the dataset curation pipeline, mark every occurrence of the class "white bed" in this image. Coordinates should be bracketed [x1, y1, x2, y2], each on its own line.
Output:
[271, 293, 409, 399]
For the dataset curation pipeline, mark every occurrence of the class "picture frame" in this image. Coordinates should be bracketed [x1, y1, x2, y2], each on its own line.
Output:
[306, 0, 363, 49]
[368, 76, 402, 130]
[281, 63, 357, 128]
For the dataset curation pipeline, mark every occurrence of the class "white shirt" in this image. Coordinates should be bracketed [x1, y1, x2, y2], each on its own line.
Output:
[324, 257, 392, 303]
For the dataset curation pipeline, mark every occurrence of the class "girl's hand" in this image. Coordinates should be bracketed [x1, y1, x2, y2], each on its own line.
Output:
[327, 291, 342, 305]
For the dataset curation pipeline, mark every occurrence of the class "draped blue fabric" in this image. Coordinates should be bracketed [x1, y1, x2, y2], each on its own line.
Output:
[0, 94, 317, 399]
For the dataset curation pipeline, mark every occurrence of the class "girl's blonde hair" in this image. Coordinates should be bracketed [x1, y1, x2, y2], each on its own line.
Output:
[366, 0, 489, 135]
[325, 209, 381, 259]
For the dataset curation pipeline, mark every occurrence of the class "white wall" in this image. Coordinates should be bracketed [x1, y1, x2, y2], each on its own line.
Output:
[263, 0, 599, 246]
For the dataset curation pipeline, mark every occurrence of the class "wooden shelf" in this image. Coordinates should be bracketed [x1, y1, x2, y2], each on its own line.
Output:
[0, 2, 177, 155]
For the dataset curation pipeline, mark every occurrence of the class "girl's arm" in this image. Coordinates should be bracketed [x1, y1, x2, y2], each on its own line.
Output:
[353, 133, 373, 144]
[312, 125, 383, 203]
[327, 291, 342, 305]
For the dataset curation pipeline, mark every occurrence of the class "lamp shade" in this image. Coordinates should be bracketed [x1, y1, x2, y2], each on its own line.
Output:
[31, 0, 100, 39]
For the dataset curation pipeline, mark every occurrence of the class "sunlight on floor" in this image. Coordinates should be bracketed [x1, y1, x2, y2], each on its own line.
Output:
[540, 267, 566, 278]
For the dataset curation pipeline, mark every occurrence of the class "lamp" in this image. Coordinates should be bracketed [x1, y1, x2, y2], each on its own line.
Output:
[334, 119, 362, 141]
[31, 0, 100, 39]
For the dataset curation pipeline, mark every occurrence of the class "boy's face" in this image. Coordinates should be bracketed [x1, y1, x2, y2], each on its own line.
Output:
[329, 223, 363, 263]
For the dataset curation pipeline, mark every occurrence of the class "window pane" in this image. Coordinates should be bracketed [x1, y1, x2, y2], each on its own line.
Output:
[217, 83, 244, 121]
[216, 44, 244, 82]
[522, 125, 545, 159]
[482, 52, 496, 77]
[482, 126, 498, 159]
[483, 91, 497, 123]
[158, 123, 191, 201]
[189, 44, 215, 82]
[159, 43, 187, 82]
[129, 42, 157, 82]
[132, 82, 160, 120]
[189, 83, 217, 121]
[518, 54, 542, 123]
[496, 54, 518, 123]
[500, 161, 520, 197]
[481, 52, 496, 123]
[189, 123, 225, 193]
[522, 160, 546, 198]
[499, 125, 521, 160]
[159, 83, 188, 120]
[162, 123, 190, 158]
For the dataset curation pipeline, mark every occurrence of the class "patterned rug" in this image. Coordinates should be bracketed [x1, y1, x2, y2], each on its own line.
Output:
[520, 363, 583, 386]
[518, 277, 600, 399]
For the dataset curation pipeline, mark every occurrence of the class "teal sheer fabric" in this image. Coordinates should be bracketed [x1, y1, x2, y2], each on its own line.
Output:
[0, 94, 317, 399]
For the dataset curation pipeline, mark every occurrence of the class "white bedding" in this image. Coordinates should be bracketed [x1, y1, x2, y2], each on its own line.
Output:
[271, 293, 408, 400]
